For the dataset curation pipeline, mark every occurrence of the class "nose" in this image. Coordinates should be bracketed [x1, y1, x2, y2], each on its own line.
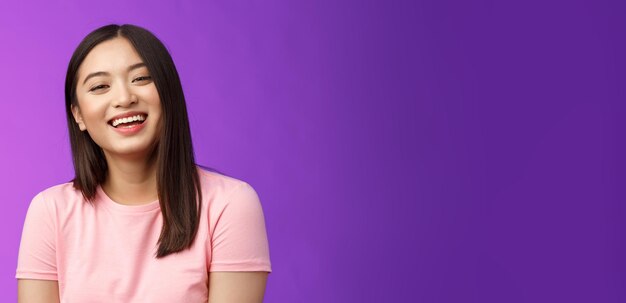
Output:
[112, 82, 138, 108]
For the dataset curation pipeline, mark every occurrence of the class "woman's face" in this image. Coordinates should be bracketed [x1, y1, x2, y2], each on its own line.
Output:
[72, 37, 162, 159]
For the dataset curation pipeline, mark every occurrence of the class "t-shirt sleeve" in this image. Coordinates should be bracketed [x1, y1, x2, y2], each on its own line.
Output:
[208, 182, 272, 273]
[16, 192, 58, 280]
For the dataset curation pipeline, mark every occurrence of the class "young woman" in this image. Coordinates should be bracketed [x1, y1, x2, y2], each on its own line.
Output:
[16, 24, 271, 302]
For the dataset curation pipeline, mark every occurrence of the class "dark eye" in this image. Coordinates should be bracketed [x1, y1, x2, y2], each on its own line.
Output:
[89, 84, 109, 92]
[132, 76, 152, 83]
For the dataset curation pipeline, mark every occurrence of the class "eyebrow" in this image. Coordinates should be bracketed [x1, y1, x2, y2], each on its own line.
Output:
[81, 62, 148, 85]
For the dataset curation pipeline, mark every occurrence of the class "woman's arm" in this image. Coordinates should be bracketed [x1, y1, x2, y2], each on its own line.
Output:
[207, 272, 268, 303]
[17, 279, 60, 303]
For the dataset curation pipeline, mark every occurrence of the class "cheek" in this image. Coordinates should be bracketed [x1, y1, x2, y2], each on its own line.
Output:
[135, 84, 160, 104]
[76, 97, 107, 126]
[141, 87, 162, 118]
[146, 89, 161, 106]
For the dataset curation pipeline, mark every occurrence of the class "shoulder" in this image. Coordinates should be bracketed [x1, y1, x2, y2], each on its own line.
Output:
[30, 182, 87, 214]
[199, 167, 271, 273]
[197, 167, 258, 200]
[21, 182, 85, 233]
[196, 167, 263, 215]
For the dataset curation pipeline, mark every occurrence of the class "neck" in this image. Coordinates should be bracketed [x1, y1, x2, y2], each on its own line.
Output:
[101, 150, 159, 206]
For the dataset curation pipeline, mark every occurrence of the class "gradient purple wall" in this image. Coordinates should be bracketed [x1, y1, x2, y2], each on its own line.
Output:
[1, 0, 623, 302]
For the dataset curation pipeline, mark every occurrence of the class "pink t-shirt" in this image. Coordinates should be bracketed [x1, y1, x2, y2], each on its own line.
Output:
[16, 168, 272, 302]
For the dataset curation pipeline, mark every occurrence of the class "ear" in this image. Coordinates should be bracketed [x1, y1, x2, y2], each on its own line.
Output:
[71, 105, 87, 131]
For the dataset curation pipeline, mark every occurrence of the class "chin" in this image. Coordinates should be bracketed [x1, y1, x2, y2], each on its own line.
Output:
[107, 142, 158, 158]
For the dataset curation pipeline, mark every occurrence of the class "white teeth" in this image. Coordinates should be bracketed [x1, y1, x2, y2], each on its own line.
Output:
[111, 114, 146, 127]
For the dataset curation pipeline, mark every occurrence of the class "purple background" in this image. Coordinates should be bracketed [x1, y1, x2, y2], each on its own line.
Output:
[1, 0, 623, 302]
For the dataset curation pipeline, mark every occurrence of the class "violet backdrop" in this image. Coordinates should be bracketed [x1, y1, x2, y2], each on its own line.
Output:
[1, 0, 623, 302]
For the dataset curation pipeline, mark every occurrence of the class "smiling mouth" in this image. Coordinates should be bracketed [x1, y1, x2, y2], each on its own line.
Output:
[108, 114, 148, 128]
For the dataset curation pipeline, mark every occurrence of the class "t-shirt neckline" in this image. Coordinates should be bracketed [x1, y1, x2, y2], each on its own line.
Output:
[96, 185, 161, 213]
